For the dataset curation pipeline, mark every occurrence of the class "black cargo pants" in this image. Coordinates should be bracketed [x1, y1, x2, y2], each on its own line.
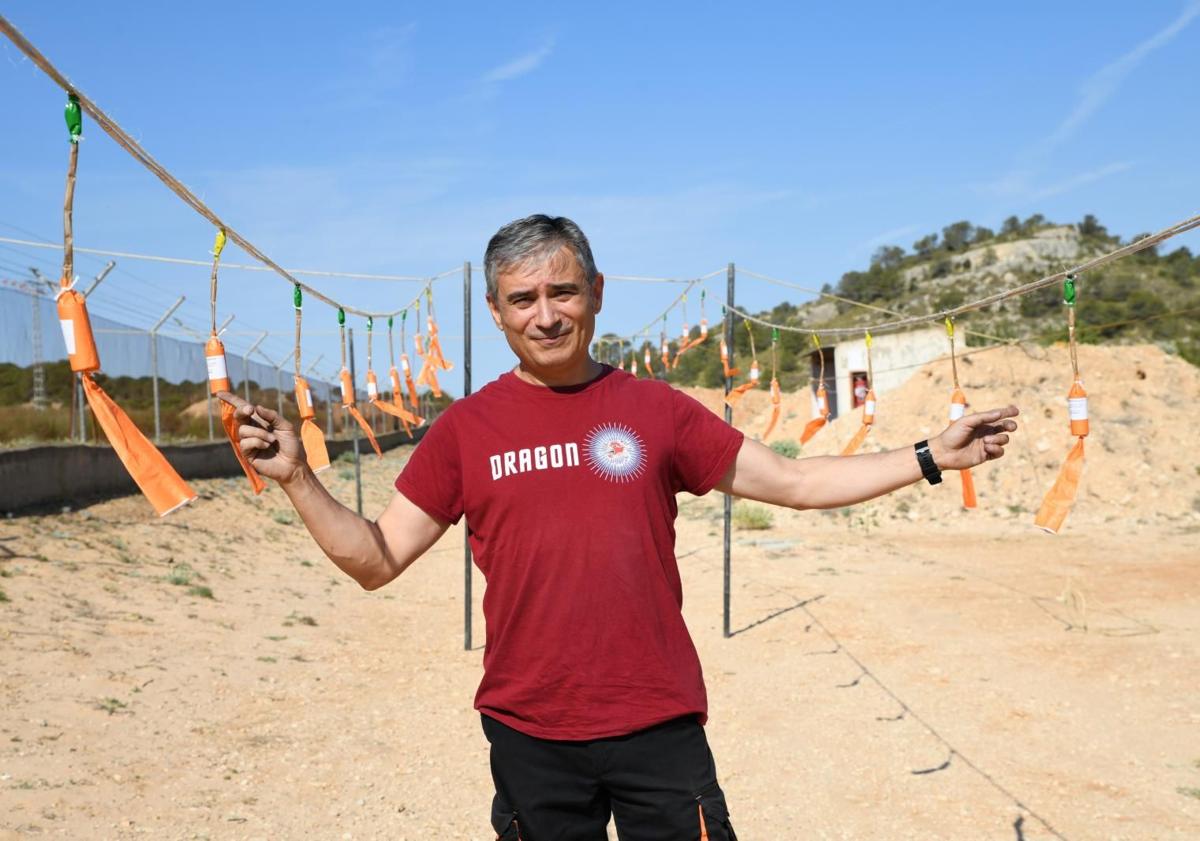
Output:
[483, 714, 737, 840]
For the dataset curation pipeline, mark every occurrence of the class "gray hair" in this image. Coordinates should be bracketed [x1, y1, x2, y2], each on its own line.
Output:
[484, 214, 598, 300]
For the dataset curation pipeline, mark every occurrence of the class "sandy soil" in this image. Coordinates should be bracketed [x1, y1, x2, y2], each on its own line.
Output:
[2, 347, 1199, 840]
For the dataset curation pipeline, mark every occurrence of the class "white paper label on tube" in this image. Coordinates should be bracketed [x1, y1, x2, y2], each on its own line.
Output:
[367, 381, 378, 398]
[205, 354, 228, 382]
[59, 319, 76, 355]
[1068, 397, 1088, 421]
[865, 399, 876, 416]
[400, 358, 409, 373]
[305, 388, 313, 408]
[340, 381, 350, 402]
[948, 402, 965, 421]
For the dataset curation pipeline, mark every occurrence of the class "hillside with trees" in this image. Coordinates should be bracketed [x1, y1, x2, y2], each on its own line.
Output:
[596, 214, 1200, 389]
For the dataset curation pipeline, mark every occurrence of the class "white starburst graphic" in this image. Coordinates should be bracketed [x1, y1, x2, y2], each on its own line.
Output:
[583, 423, 647, 483]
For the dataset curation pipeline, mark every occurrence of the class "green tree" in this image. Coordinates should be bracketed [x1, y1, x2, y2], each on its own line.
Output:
[912, 233, 939, 257]
[973, 226, 995, 243]
[1021, 213, 1046, 234]
[1078, 214, 1107, 239]
[871, 245, 906, 270]
[941, 220, 975, 251]
[1000, 216, 1021, 236]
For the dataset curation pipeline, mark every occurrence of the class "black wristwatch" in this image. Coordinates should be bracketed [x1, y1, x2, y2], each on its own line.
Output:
[914, 440, 942, 485]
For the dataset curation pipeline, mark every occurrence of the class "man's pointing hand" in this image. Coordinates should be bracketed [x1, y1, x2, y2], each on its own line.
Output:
[932, 405, 1020, 471]
[216, 391, 307, 485]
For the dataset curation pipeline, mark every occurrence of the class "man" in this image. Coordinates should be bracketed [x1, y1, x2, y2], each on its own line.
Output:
[222, 214, 1018, 840]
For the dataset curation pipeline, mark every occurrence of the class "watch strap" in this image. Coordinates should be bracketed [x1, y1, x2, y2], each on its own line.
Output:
[914, 440, 943, 485]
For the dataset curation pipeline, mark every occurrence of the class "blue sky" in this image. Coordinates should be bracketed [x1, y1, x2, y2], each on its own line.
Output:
[2, 1, 1198, 390]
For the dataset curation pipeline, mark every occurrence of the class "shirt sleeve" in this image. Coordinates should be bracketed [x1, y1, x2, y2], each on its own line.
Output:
[669, 386, 745, 496]
[394, 408, 464, 524]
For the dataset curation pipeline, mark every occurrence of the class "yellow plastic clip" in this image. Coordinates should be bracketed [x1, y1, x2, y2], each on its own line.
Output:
[865, 330, 873, 349]
[810, 333, 821, 350]
[944, 317, 954, 339]
[212, 229, 227, 260]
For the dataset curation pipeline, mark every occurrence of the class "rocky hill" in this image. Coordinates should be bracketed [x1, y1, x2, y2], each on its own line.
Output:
[602, 215, 1200, 389]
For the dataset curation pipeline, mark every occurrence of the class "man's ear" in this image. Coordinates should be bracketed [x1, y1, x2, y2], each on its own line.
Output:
[591, 273, 605, 314]
[485, 293, 504, 331]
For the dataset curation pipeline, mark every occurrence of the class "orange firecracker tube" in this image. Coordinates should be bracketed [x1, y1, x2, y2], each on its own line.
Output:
[720, 338, 739, 379]
[56, 288, 100, 373]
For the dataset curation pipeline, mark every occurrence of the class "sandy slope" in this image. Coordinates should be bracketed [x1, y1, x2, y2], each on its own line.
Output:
[2, 348, 1199, 839]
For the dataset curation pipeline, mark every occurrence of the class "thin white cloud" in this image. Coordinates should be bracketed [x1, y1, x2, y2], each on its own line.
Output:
[1028, 160, 1136, 201]
[1038, 2, 1200, 155]
[980, 3, 1198, 201]
[482, 38, 555, 83]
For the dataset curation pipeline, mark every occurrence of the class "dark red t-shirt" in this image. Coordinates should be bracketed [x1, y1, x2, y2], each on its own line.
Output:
[394, 365, 744, 740]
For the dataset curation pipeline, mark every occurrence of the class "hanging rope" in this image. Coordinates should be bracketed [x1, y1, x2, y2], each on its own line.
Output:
[1035, 275, 1089, 533]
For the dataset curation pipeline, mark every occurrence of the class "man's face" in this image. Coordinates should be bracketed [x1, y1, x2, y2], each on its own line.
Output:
[487, 245, 604, 376]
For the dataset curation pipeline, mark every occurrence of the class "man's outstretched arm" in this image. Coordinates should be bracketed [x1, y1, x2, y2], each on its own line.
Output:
[218, 392, 449, 590]
[714, 405, 1019, 510]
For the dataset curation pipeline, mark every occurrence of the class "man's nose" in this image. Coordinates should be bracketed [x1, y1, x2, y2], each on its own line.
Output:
[533, 295, 559, 330]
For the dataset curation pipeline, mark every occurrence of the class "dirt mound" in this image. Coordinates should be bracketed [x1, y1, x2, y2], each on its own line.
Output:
[696, 344, 1200, 528]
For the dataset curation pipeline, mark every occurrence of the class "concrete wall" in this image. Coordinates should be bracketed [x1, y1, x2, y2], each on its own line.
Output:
[0, 426, 427, 515]
[831, 327, 945, 418]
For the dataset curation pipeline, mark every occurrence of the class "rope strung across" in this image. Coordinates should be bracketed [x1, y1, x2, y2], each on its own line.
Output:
[945, 318, 977, 509]
[337, 308, 382, 458]
[292, 284, 331, 472]
[800, 333, 831, 445]
[1035, 275, 1089, 533]
[204, 228, 266, 494]
[840, 331, 876, 456]
[53, 94, 196, 516]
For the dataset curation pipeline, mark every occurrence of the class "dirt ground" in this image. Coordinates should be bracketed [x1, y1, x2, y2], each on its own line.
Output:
[2, 347, 1199, 839]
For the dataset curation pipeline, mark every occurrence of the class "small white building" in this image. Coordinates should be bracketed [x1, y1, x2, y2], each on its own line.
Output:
[808, 326, 945, 420]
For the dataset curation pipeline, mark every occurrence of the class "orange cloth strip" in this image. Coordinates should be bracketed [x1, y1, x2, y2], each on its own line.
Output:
[840, 424, 870, 456]
[719, 338, 740, 379]
[81, 374, 197, 516]
[400, 354, 420, 410]
[1034, 438, 1085, 533]
[723, 381, 756, 407]
[293, 375, 330, 472]
[960, 468, 977, 509]
[219, 400, 266, 494]
[347, 405, 382, 457]
[800, 384, 830, 444]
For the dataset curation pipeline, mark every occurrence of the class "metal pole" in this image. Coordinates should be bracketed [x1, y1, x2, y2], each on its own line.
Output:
[76, 374, 85, 443]
[243, 331, 268, 404]
[325, 381, 334, 437]
[275, 350, 295, 418]
[723, 262, 735, 639]
[151, 332, 161, 442]
[348, 328, 363, 516]
[463, 261, 473, 651]
[149, 296, 184, 444]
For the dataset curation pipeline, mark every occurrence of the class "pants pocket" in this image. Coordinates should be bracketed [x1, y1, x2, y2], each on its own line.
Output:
[695, 782, 737, 841]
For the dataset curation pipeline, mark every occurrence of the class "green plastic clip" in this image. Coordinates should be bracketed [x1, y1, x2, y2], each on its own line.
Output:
[1063, 274, 1077, 307]
[337, 308, 345, 326]
[65, 94, 82, 144]
[293, 283, 302, 309]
